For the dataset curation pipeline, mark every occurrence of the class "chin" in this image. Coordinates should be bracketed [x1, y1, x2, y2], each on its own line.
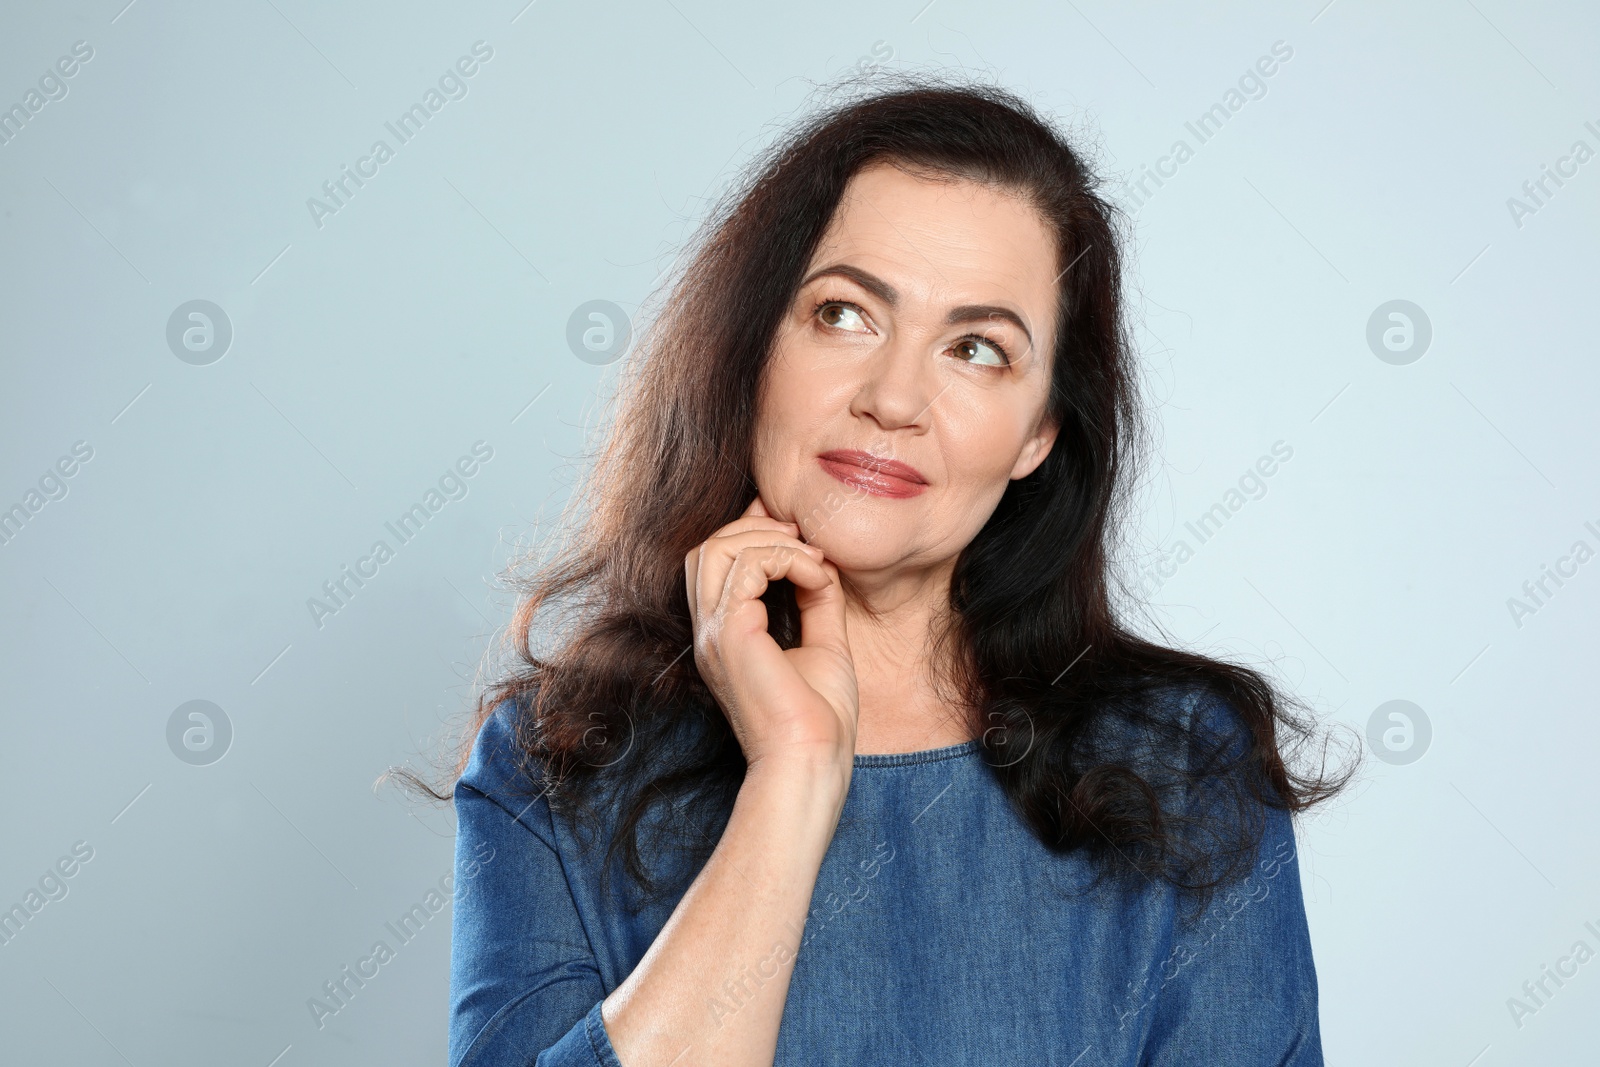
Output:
[795, 505, 911, 568]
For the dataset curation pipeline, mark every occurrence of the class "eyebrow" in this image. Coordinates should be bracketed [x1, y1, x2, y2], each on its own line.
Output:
[799, 262, 1035, 352]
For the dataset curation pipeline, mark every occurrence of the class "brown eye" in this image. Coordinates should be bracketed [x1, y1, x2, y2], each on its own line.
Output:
[815, 300, 870, 332]
[953, 336, 1010, 367]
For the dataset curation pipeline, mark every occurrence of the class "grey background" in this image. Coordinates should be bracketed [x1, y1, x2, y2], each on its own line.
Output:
[2, 0, 1596, 1064]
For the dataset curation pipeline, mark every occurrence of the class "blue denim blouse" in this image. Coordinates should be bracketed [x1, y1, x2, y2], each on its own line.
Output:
[448, 687, 1323, 1066]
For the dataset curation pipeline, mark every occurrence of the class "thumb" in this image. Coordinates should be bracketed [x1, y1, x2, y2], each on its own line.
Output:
[796, 561, 850, 656]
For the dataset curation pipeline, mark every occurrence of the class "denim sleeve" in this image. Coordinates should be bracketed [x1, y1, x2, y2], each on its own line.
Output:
[448, 705, 626, 1067]
[1130, 689, 1325, 1065]
[1137, 794, 1324, 1066]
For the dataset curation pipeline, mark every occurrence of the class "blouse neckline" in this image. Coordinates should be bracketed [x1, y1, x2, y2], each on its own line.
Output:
[852, 738, 984, 768]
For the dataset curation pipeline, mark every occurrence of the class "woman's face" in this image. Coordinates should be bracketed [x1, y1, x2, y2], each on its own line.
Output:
[752, 160, 1061, 579]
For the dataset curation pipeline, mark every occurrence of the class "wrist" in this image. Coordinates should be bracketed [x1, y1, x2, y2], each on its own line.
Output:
[743, 752, 852, 810]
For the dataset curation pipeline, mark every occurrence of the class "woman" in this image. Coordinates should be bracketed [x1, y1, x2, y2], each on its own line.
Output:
[435, 75, 1354, 1066]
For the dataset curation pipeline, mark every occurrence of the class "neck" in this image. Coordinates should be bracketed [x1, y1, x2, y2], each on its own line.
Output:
[838, 560, 972, 754]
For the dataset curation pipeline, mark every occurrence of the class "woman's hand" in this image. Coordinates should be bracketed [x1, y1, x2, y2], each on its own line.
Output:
[685, 495, 857, 775]
[609, 496, 851, 1065]
[606, 504, 855, 1066]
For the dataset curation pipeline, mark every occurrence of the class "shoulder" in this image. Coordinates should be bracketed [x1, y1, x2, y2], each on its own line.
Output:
[1082, 681, 1252, 774]
[457, 696, 552, 817]
[1151, 680, 1263, 783]
[1148, 680, 1295, 882]
[1142, 679, 1244, 737]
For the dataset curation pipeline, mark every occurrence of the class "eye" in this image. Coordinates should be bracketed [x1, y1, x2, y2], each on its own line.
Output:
[951, 335, 1011, 368]
[812, 298, 872, 334]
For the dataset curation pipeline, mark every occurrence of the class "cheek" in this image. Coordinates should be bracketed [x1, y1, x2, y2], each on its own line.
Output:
[754, 348, 851, 457]
[751, 355, 814, 501]
[757, 341, 804, 425]
[941, 399, 1037, 486]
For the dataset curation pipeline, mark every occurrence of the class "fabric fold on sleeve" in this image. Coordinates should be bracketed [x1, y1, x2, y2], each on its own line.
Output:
[449, 699, 622, 1067]
[1136, 689, 1325, 1066]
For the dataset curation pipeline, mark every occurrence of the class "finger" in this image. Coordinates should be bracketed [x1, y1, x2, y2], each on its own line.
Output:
[710, 514, 802, 542]
[698, 532, 822, 620]
[794, 558, 849, 657]
[740, 494, 813, 537]
[690, 518, 792, 618]
[714, 543, 833, 625]
[690, 518, 803, 609]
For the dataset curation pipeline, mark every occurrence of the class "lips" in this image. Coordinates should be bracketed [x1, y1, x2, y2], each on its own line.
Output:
[816, 449, 928, 499]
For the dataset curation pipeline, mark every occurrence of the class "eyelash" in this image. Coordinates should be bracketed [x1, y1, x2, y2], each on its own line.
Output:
[808, 297, 1013, 367]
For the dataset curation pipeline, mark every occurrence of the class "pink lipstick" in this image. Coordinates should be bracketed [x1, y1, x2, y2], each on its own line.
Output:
[817, 449, 928, 499]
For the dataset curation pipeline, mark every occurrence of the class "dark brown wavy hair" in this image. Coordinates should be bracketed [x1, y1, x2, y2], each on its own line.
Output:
[395, 70, 1358, 921]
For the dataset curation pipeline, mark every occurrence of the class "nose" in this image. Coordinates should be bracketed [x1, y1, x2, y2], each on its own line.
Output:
[848, 332, 940, 433]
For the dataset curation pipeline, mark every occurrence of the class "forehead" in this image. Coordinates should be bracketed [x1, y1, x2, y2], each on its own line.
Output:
[808, 161, 1059, 330]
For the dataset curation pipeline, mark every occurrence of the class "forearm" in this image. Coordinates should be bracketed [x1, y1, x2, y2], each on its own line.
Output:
[599, 758, 849, 1067]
